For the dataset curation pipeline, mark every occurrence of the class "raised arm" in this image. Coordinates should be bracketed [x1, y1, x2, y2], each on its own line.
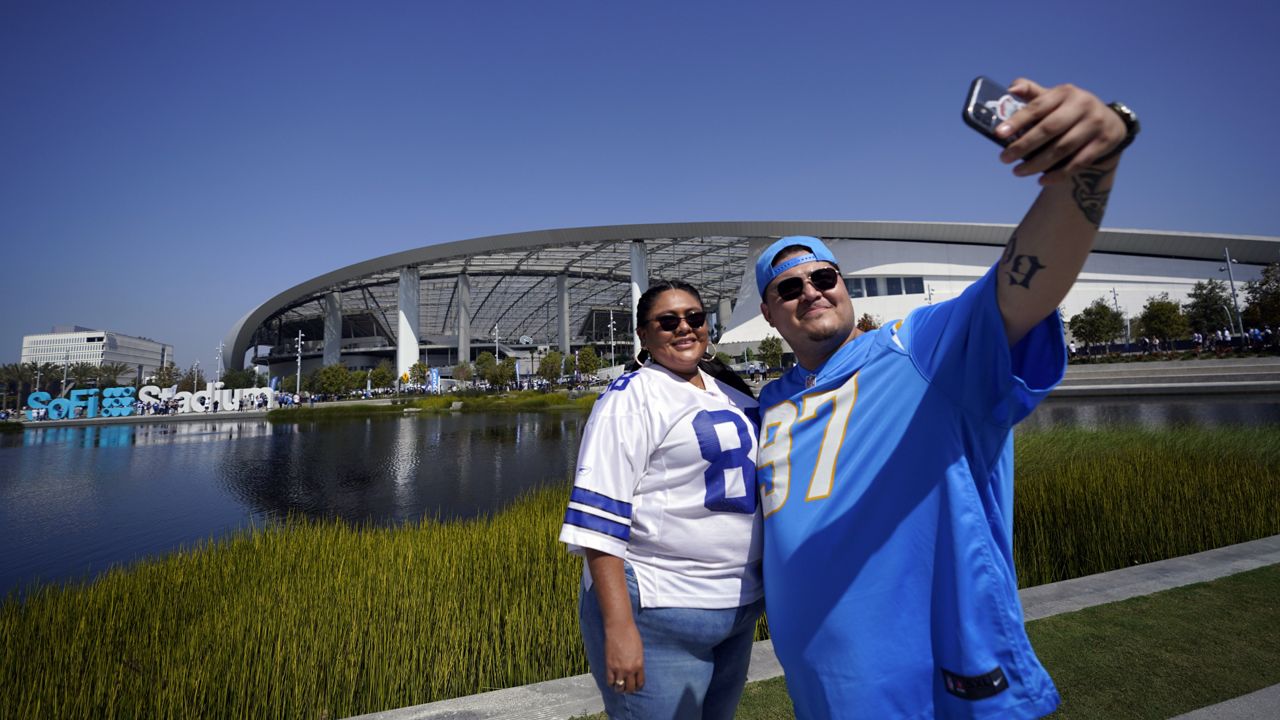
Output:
[992, 79, 1134, 345]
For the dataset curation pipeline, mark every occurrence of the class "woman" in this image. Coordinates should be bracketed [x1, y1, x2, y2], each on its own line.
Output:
[559, 280, 763, 719]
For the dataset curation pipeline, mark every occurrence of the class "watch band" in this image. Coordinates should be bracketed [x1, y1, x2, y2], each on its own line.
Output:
[1096, 101, 1140, 163]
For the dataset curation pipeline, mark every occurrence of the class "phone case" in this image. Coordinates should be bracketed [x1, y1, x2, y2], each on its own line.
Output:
[963, 76, 1025, 147]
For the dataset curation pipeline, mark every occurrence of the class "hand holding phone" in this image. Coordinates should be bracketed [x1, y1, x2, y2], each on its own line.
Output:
[962, 76, 1025, 147]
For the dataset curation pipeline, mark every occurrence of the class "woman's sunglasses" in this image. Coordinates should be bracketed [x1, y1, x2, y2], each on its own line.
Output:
[651, 311, 707, 332]
[774, 267, 841, 301]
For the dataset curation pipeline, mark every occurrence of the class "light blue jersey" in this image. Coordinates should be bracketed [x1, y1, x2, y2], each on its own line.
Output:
[758, 265, 1065, 720]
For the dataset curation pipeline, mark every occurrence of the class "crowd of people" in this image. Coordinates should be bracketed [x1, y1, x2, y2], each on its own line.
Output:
[1069, 325, 1277, 359]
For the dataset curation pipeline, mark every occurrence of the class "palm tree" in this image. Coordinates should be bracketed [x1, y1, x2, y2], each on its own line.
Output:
[0, 363, 20, 410]
[15, 363, 37, 406]
[67, 362, 98, 391]
[21, 362, 56, 396]
[97, 362, 133, 387]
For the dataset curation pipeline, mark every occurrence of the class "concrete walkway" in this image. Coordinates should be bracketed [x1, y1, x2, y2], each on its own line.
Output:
[347, 535, 1280, 720]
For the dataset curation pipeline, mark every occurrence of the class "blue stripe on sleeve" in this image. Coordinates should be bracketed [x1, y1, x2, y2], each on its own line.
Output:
[564, 508, 631, 541]
[570, 487, 633, 519]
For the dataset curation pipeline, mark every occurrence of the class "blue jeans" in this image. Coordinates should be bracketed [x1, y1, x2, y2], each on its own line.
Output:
[579, 563, 763, 720]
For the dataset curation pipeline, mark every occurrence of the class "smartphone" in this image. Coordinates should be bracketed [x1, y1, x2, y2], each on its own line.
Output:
[963, 76, 1025, 147]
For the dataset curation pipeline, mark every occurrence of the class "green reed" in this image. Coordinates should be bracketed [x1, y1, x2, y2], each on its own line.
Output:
[2, 425, 1277, 718]
[266, 402, 409, 422]
[407, 391, 597, 413]
[1014, 425, 1280, 587]
[1, 486, 586, 719]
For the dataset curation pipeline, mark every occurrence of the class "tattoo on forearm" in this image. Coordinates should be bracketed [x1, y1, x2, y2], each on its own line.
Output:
[1006, 254, 1046, 289]
[1072, 166, 1114, 226]
[1001, 233, 1047, 289]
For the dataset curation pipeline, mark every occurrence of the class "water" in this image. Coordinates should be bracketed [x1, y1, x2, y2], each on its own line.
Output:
[3, 399, 1279, 596]
[1020, 396, 1280, 431]
[0, 413, 585, 595]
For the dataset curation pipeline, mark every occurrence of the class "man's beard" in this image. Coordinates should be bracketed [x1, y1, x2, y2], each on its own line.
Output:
[805, 323, 842, 343]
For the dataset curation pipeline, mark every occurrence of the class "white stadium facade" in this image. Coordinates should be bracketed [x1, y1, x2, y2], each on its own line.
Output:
[224, 221, 1279, 380]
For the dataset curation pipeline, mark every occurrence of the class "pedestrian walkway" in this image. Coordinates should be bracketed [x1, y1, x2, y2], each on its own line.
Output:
[345, 534, 1280, 720]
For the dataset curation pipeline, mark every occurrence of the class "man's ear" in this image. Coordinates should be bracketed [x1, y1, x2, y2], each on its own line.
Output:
[760, 301, 774, 327]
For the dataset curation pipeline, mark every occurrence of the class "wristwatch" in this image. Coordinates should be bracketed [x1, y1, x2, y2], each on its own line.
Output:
[1097, 101, 1140, 162]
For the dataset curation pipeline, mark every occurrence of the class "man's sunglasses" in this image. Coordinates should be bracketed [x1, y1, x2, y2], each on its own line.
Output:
[651, 311, 707, 332]
[774, 267, 841, 301]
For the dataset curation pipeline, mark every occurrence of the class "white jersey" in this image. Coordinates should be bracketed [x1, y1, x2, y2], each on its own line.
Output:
[559, 362, 763, 609]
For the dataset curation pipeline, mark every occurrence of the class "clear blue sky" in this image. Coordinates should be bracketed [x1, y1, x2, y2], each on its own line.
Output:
[3, 1, 1278, 371]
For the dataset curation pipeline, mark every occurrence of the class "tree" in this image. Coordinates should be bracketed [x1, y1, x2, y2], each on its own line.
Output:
[152, 362, 181, 388]
[409, 361, 430, 386]
[1068, 298, 1125, 352]
[577, 347, 601, 375]
[219, 368, 257, 389]
[1136, 293, 1189, 346]
[370, 360, 396, 389]
[1242, 262, 1280, 330]
[495, 357, 518, 387]
[179, 365, 207, 393]
[758, 336, 784, 370]
[98, 362, 133, 387]
[314, 364, 354, 396]
[474, 352, 497, 385]
[453, 362, 473, 384]
[68, 362, 99, 390]
[0, 363, 20, 410]
[856, 313, 880, 332]
[714, 351, 734, 366]
[562, 353, 577, 376]
[32, 362, 59, 394]
[1184, 279, 1233, 335]
[538, 350, 564, 383]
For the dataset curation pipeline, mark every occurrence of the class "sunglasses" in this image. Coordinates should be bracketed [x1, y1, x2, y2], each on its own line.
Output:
[651, 310, 707, 332]
[774, 267, 841, 301]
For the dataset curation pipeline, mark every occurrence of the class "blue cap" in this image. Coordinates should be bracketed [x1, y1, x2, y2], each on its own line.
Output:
[755, 236, 840, 297]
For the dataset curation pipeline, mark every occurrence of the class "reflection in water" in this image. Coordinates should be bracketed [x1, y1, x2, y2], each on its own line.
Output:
[1019, 397, 1280, 432]
[0, 413, 585, 594]
[5, 398, 1276, 595]
[16, 421, 279, 448]
[212, 414, 584, 525]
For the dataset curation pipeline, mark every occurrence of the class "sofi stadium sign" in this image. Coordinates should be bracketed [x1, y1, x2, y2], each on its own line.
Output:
[25, 383, 278, 421]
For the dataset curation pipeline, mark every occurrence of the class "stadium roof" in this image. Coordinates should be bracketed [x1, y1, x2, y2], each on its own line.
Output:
[225, 221, 1280, 370]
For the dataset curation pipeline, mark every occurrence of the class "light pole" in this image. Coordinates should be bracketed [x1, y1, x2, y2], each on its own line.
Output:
[215, 342, 224, 383]
[1219, 248, 1244, 342]
[295, 330, 305, 395]
[493, 324, 500, 359]
[1110, 287, 1130, 353]
[62, 350, 69, 396]
[192, 360, 200, 393]
[608, 308, 616, 367]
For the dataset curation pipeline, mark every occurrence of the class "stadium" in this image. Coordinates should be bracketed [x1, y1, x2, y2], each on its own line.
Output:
[223, 221, 1278, 381]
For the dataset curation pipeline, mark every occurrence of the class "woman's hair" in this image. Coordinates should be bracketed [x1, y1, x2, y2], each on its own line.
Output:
[626, 280, 755, 399]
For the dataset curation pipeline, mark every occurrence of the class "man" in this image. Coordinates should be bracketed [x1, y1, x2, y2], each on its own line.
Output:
[753, 78, 1137, 719]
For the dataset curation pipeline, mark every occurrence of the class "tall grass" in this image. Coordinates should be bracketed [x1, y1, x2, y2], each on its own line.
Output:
[1, 486, 585, 719]
[407, 391, 596, 413]
[264, 392, 597, 423]
[265, 403, 409, 422]
[1014, 426, 1280, 587]
[2, 426, 1278, 717]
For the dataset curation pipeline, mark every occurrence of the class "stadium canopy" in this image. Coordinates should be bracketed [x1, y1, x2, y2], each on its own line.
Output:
[224, 221, 1280, 375]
